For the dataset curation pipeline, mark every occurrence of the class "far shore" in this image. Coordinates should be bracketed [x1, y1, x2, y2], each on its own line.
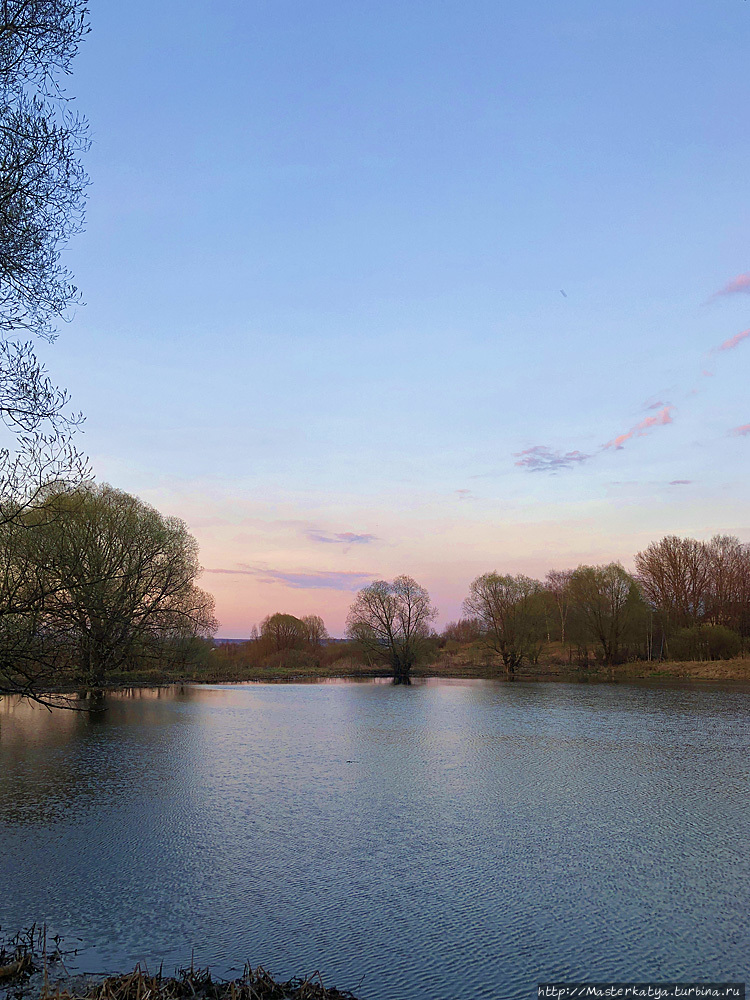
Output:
[16, 655, 750, 699]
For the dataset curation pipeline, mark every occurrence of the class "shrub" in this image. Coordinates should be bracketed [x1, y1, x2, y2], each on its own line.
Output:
[669, 625, 742, 661]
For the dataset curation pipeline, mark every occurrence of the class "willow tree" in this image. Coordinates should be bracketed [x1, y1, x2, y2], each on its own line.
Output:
[567, 563, 645, 666]
[17, 484, 217, 685]
[463, 572, 546, 676]
[346, 575, 436, 684]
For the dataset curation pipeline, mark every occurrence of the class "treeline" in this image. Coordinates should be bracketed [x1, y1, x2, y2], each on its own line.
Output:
[238, 535, 750, 684]
[0, 483, 217, 697]
[212, 612, 355, 676]
[440, 534, 750, 679]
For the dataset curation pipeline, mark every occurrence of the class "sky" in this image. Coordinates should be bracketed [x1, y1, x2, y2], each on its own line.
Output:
[35, 0, 750, 636]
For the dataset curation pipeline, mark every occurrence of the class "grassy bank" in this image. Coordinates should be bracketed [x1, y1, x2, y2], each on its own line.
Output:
[32, 654, 750, 695]
[413, 647, 750, 683]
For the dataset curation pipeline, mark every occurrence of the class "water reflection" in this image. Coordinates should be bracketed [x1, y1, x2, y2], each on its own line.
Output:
[1, 680, 749, 1000]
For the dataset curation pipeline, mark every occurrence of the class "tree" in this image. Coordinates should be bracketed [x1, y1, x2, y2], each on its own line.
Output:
[8, 484, 217, 686]
[567, 563, 644, 666]
[0, 507, 70, 697]
[346, 575, 436, 684]
[544, 569, 573, 644]
[634, 536, 711, 632]
[462, 572, 546, 676]
[301, 613, 328, 647]
[669, 624, 742, 662]
[441, 617, 483, 644]
[259, 612, 305, 653]
[0, 1, 90, 515]
[704, 535, 750, 636]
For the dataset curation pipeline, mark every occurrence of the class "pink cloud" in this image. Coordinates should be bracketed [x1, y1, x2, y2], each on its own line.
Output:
[709, 273, 750, 299]
[730, 424, 750, 437]
[604, 405, 674, 451]
[717, 328, 750, 352]
[516, 405, 677, 472]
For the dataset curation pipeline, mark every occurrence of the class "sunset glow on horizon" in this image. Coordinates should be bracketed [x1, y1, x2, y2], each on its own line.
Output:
[42, 0, 750, 637]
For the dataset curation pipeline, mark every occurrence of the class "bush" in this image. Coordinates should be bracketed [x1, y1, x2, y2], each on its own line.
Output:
[261, 648, 320, 672]
[669, 625, 742, 661]
[319, 641, 359, 667]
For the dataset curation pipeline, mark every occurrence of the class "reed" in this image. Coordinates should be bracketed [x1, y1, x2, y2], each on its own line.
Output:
[0, 929, 361, 1000]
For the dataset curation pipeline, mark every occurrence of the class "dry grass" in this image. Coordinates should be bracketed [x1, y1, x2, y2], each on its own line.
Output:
[415, 646, 750, 683]
[0, 928, 361, 1000]
[41, 965, 361, 1000]
[611, 656, 750, 682]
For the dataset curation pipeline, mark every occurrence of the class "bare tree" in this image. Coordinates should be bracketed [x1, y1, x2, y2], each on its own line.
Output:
[441, 617, 483, 644]
[301, 613, 328, 647]
[0, 0, 90, 514]
[346, 575, 436, 684]
[634, 535, 712, 639]
[463, 572, 546, 676]
[704, 535, 750, 633]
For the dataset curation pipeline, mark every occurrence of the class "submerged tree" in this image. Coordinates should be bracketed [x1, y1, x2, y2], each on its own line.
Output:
[346, 575, 436, 684]
[463, 572, 546, 676]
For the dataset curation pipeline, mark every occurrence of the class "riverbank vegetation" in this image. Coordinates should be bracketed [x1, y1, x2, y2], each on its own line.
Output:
[205, 533, 750, 686]
[4, 522, 750, 698]
[0, 484, 217, 700]
[0, 927, 361, 1000]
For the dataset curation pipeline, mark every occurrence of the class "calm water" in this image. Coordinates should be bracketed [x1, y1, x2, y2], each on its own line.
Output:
[1, 680, 749, 1000]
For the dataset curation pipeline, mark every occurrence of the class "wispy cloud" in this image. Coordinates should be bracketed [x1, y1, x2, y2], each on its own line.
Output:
[717, 328, 750, 353]
[205, 566, 376, 590]
[709, 273, 750, 300]
[514, 446, 591, 471]
[645, 399, 665, 410]
[516, 405, 675, 473]
[604, 405, 674, 451]
[730, 424, 750, 437]
[455, 488, 476, 500]
[304, 529, 378, 545]
[669, 479, 692, 486]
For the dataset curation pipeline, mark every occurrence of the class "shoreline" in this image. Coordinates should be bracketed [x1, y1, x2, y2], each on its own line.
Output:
[13, 655, 750, 699]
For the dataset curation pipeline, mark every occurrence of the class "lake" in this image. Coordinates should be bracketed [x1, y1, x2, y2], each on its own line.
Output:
[1, 679, 748, 1000]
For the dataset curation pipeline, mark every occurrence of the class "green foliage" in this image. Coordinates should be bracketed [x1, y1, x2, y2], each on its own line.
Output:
[259, 612, 306, 652]
[463, 572, 546, 674]
[0, 483, 217, 692]
[669, 624, 742, 662]
[567, 563, 646, 665]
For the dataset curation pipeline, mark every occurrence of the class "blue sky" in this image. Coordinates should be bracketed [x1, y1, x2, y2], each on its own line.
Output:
[40, 0, 750, 634]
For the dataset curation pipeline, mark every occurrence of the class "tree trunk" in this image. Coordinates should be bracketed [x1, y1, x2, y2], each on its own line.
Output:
[392, 654, 412, 685]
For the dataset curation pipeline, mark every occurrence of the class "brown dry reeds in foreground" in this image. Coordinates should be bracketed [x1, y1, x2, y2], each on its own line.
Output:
[41, 965, 363, 1000]
[0, 928, 362, 1000]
